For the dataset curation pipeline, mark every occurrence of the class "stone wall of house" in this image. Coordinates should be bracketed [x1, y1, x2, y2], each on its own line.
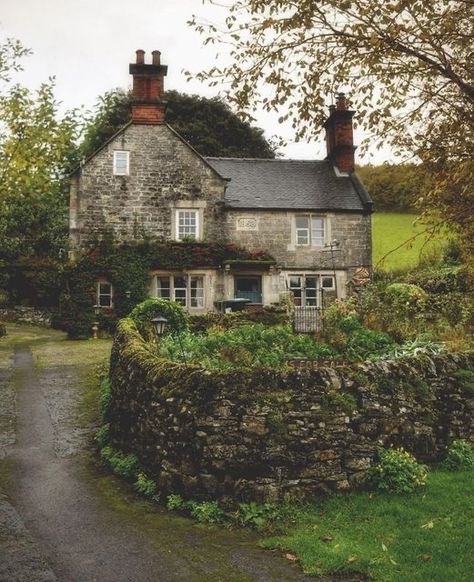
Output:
[224, 210, 372, 274]
[108, 320, 474, 504]
[0, 307, 52, 327]
[70, 124, 226, 249]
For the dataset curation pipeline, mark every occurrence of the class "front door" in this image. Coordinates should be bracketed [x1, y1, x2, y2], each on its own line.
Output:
[235, 276, 262, 303]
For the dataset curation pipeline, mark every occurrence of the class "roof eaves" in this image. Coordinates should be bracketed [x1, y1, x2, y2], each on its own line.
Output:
[350, 172, 374, 213]
[224, 204, 365, 212]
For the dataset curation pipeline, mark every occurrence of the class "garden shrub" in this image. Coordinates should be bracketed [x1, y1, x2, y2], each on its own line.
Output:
[441, 440, 474, 471]
[188, 500, 226, 524]
[385, 283, 427, 315]
[321, 301, 396, 361]
[129, 298, 188, 341]
[95, 423, 110, 448]
[370, 448, 428, 494]
[100, 446, 139, 479]
[189, 307, 288, 334]
[166, 494, 186, 511]
[134, 472, 158, 497]
[237, 502, 288, 530]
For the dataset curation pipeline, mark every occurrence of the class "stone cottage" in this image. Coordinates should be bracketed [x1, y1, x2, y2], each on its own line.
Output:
[69, 50, 372, 314]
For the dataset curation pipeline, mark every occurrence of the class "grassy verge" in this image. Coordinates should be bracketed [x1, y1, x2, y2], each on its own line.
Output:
[372, 213, 450, 271]
[262, 471, 473, 581]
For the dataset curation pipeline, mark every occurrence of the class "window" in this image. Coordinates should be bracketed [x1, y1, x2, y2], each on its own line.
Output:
[295, 215, 325, 246]
[321, 276, 335, 290]
[113, 151, 129, 176]
[176, 210, 199, 241]
[154, 274, 204, 309]
[97, 281, 113, 307]
[287, 274, 335, 306]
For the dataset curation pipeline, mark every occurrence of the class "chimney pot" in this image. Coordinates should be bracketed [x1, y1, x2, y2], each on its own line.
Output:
[152, 50, 161, 65]
[336, 92, 347, 111]
[136, 49, 145, 64]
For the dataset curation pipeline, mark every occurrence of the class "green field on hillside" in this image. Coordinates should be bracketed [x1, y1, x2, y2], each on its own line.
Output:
[372, 213, 449, 272]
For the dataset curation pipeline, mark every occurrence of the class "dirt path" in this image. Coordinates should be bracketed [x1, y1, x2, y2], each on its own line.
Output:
[0, 327, 308, 582]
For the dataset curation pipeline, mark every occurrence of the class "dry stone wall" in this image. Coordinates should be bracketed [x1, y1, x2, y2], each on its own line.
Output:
[0, 307, 52, 327]
[108, 320, 474, 504]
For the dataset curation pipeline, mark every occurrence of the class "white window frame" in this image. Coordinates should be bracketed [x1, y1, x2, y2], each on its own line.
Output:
[97, 281, 113, 308]
[175, 209, 200, 241]
[113, 150, 130, 176]
[321, 275, 336, 291]
[154, 274, 204, 309]
[295, 215, 326, 247]
[287, 274, 335, 306]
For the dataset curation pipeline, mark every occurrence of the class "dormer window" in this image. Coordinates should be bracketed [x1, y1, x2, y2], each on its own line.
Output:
[113, 151, 129, 176]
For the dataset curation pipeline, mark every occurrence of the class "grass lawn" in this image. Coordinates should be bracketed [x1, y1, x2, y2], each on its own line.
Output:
[372, 213, 450, 271]
[262, 471, 473, 581]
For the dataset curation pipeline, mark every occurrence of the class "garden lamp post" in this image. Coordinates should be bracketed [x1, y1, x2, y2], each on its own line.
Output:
[92, 304, 101, 340]
[151, 315, 187, 366]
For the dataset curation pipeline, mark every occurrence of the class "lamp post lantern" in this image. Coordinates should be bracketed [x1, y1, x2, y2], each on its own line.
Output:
[151, 315, 168, 337]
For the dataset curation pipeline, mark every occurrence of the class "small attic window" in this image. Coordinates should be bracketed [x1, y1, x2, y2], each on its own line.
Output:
[113, 151, 129, 176]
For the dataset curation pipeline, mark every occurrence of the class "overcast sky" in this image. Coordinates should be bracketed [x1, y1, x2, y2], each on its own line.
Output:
[1, 0, 390, 162]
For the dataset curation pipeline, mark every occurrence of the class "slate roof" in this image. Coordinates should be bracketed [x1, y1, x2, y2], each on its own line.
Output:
[205, 158, 372, 212]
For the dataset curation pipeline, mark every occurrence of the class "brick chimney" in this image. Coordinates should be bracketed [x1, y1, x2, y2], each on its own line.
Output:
[323, 93, 356, 173]
[129, 49, 168, 124]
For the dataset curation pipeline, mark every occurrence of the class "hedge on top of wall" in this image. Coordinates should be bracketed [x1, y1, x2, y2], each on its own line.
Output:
[60, 241, 275, 339]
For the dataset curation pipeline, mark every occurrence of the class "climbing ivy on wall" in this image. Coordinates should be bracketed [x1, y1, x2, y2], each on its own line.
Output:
[60, 240, 275, 339]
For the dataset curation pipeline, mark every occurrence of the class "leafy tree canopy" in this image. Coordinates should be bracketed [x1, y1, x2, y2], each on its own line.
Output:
[0, 38, 80, 261]
[357, 164, 431, 212]
[189, 1, 474, 273]
[80, 89, 277, 160]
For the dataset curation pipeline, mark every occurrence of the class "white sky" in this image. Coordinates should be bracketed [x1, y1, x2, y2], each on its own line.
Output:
[1, 0, 391, 163]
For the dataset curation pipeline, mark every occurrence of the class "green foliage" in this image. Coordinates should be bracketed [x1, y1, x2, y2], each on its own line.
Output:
[383, 335, 445, 359]
[385, 283, 427, 316]
[95, 423, 110, 448]
[160, 323, 335, 370]
[134, 472, 158, 498]
[189, 307, 288, 334]
[166, 494, 186, 511]
[188, 500, 226, 524]
[406, 264, 468, 294]
[321, 302, 396, 361]
[357, 164, 429, 212]
[130, 298, 188, 341]
[441, 440, 474, 471]
[370, 448, 428, 494]
[80, 88, 277, 160]
[100, 446, 139, 479]
[237, 502, 287, 530]
[0, 40, 80, 261]
[99, 377, 112, 418]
